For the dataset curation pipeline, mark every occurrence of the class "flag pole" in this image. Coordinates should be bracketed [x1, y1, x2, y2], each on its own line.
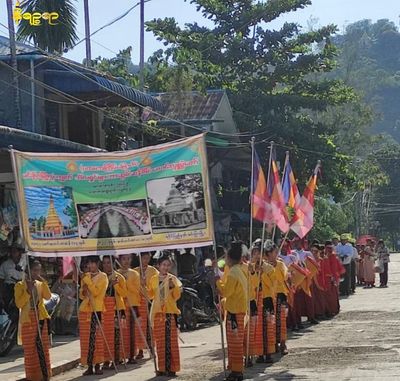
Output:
[245, 137, 256, 366]
[252, 141, 274, 363]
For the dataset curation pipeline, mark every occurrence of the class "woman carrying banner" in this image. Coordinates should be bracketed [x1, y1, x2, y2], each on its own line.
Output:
[217, 242, 248, 381]
[101, 256, 128, 369]
[118, 254, 141, 364]
[79, 256, 108, 375]
[15, 260, 52, 381]
[134, 252, 158, 359]
[148, 254, 182, 377]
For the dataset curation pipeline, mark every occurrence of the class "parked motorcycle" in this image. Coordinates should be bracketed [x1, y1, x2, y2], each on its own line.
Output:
[177, 271, 219, 331]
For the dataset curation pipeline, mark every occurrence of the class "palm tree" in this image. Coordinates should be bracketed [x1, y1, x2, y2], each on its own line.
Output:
[17, 0, 78, 54]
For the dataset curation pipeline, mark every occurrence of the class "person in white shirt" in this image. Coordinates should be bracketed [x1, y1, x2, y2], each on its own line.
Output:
[0, 244, 26, 312]
[291, 238, 313, 266]
[335, 234, 353, 296]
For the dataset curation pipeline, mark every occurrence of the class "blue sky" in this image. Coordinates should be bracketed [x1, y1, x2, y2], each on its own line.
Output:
[25, 186, 75, 226]
[0, 0, 399, 64]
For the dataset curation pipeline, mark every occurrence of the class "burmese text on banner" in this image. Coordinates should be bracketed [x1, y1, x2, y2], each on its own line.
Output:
[12, 134, 213, 257]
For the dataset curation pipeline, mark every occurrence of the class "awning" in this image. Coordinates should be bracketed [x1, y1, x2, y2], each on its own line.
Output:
[44, 70, 164, 111]
[0, 125, 103, 153]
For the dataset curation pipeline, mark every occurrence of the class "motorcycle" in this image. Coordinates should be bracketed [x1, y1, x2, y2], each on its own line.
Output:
[0, 292, 60, 357]
[177, 271, 219, 331]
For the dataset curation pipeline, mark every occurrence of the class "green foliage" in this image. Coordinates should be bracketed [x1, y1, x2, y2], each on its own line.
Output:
[146, 0, 358, 199]
[309, 197, 351, 241]
[17, 0, 78, 54]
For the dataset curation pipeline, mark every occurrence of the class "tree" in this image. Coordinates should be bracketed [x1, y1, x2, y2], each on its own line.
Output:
[17, 0, 78, 54]
[146, 0, 357, 200]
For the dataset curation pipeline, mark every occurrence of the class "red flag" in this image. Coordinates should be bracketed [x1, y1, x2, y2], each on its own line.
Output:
[290, 162, 320, 238]
[269, 159, 289, 232]
[252, 150, 272, 223]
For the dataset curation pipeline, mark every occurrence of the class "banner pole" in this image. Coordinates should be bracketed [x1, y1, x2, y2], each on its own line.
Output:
[245, 137, 256, 366]
[137, 253, 158, 373]
[108, 255, 127, 369]
[254, 141, 274, 346]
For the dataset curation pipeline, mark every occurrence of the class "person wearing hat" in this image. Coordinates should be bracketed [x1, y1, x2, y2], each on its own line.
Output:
[336, 234, 353, 296]
[79, 255, 108, 375]
[134, 252, 158, 360]
[376, 239, 390, 288]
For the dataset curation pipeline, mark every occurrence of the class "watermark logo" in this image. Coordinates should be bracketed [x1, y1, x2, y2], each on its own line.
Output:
[13, 1, 59, 26]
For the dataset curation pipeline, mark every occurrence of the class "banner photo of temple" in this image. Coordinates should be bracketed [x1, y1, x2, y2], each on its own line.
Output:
[11, 134, 213, 257]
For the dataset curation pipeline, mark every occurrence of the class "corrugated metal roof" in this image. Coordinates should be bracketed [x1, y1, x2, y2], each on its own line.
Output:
[150, 90, 225, 121]
[94, 75, 164, 111]
[0, 125, 104, 153]
[0, 35, 42, 56]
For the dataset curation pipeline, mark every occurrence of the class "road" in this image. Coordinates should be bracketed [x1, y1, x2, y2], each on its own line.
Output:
[50, 254, 400, 380]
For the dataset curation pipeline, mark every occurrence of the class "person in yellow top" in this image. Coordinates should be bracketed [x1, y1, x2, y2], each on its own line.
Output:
[118, 254, 141, 364]
[101, 256, 128, 369]
[78, 256, 108, 376]
[217, 241, 248, 381]
[15, 260, 52, 381]
[134, 251, 158, 359]
[249, 240, 275, 364]
[148, 253, 182, 377]
[273, 245, 290, 356]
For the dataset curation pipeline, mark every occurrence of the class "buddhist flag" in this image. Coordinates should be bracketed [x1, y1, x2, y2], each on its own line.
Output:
[251, 150, 272, 223]
[268, 153, 289, 232]
[290, 162, 321, 238]
[282, 154, 300, 210]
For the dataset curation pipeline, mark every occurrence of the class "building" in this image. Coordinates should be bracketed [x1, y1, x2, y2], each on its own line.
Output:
[145, 90, 252, 243]
[0, 36, 162, 148]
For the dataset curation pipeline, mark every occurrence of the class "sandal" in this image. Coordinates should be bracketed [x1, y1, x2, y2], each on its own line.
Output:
[82, 367, 93, 376]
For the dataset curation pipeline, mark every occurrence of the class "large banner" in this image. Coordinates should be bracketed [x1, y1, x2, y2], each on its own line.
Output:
[12, 134, 214, 257]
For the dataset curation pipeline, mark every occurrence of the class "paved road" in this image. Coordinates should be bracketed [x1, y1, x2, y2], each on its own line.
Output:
[28, 254, 400, 380]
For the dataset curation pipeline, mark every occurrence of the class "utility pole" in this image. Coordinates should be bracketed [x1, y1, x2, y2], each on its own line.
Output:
[83, 0, 92, 67]
[6, 0, 21, 128]
[139, 0, 145, 91]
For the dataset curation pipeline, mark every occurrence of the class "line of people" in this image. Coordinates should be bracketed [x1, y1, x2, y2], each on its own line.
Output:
[13, 252, 182, 381]
[11, 234, 388, 381]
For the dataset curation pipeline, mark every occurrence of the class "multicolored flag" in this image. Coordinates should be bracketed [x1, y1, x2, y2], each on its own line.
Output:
[251, 150, 272, 223]
[268, 153, 289, 232]
[282, 154, 301, 210]
[290, 162, 321, 238]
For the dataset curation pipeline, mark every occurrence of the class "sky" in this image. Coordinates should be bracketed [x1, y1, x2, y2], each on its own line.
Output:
[0, 0, 399, 64]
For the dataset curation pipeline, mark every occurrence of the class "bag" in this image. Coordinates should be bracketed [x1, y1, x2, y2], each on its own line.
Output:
[374, 260, 384, 274]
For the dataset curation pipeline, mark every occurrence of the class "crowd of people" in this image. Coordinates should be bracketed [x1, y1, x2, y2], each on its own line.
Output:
[0, 233, 391, 381]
